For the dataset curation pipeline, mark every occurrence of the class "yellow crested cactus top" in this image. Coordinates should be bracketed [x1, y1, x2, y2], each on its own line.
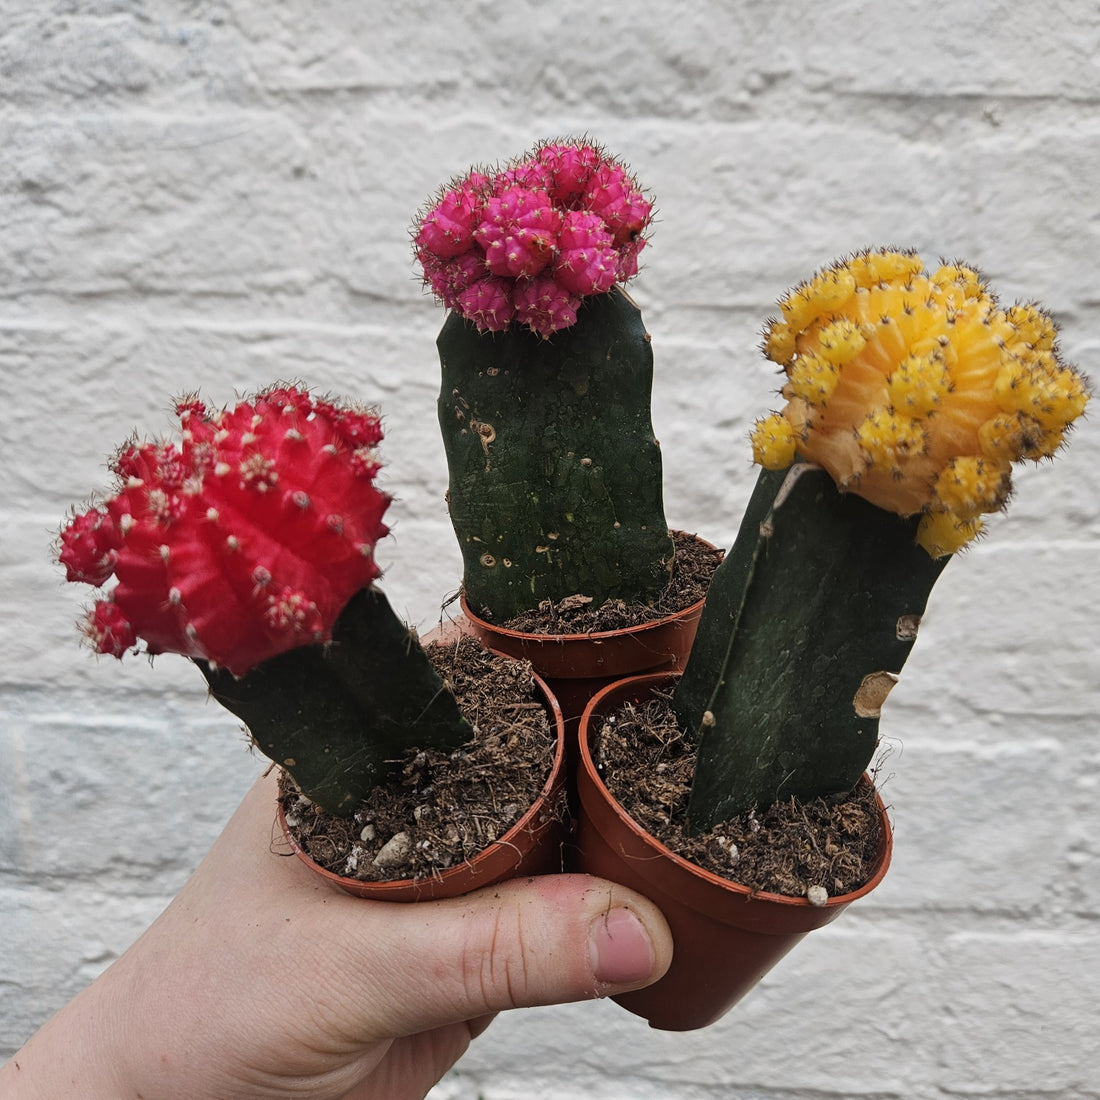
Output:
[751, 249, 1090, 556]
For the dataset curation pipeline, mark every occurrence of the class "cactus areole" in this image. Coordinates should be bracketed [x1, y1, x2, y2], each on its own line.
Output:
[438, 287, 674, 622]
[677, 250, 1090, 833]
[58, 385, 472, 815]
[417, 139, 675, 621]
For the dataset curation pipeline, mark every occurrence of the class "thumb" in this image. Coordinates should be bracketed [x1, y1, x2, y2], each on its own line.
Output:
[332, 873, 673, 1038]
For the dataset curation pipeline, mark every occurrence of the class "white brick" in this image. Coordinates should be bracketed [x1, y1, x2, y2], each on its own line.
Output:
[966, 123, 1100, 308]
[0, 6, 252, 109]
[868, 738, 1074, 914]
[1065, 749, 1100, 917]
[638, 123, 974, 316]
[3, 703, 259, 881]
[935, 930, 1100, 1092]
[785, 6, 1098, 99]
[651, 333, 773, 546]
[894, 543, 1100, 723]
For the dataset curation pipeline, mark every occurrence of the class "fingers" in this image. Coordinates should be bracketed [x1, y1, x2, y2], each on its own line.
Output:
[206, 773, 672, 1044]
[18, 775, 670, 1100]
[321, 873, 673, 1039]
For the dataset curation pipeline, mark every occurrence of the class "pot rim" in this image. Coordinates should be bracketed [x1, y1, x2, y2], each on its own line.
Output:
[458, 530, 716, 645]
[578, 671, 893, 910]
[460, 591, 705, 645]
[279, 663, 567, 899]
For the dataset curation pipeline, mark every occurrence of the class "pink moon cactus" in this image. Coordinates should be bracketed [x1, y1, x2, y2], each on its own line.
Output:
[414, 139, 653, 337]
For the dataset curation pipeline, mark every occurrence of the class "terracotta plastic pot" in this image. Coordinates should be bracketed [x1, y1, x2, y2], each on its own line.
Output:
[459, 532, 716, 733]
[571, 672, 893, 1031]
[280, 669, 567, 901]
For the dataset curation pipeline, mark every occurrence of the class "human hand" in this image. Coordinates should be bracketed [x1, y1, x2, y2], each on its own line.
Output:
[1, 770, 672, 1100]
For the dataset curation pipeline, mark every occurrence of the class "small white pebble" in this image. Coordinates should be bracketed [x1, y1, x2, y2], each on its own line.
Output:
[807, 885, 829, 907]
[373, 832, 412, 869]
[359, 823, 375, 842]
[713, 836, 740, 865]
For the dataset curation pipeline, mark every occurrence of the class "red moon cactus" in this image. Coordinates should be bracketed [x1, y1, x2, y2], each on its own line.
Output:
[59, 385, 390, 677]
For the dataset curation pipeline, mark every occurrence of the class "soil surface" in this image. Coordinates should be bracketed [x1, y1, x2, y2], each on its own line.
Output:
[592, 689, 885, 899]
[499, 530, 724, 635]
[279, 636, 561, 882]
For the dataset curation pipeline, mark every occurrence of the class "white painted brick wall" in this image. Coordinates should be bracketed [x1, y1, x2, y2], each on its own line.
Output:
[3, 3, 1099, 1097]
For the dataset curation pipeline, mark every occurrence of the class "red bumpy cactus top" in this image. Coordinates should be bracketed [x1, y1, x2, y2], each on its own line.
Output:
[58, 385, 391, 677]
[413, 139, 653, 338]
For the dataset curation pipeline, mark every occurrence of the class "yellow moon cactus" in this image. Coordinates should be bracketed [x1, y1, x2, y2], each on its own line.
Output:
[752, 249, 1090, 556]
[677, 248, 1090, 828]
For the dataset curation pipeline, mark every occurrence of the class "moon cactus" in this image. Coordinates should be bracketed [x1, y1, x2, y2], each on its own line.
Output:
[675, 250, 1090, 831]
[58, 385, 471, 815]
[751, 250, 1088, 555]
[415, 139, 676, 622]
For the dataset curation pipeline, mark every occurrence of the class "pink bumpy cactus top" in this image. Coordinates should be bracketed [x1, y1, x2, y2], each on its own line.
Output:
[414, 140, 653, 337]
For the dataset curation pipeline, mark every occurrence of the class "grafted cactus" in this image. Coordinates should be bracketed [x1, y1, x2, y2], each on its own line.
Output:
[415, 139, 675, 622]
[58, 385, 471, 815]
[675, 250, 1090, 832]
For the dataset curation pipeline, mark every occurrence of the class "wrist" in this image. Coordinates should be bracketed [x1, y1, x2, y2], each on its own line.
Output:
[0, 976, 137, 1099]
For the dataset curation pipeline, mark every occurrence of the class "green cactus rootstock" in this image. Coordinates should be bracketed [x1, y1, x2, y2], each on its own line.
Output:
[673, 463, 949, 833]
[437, 287, 674, 622]
[198, 587, 472, 816]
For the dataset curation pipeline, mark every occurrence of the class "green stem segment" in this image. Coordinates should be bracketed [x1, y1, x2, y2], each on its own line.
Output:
[673, 463, 950, 833]
[437, 287, 674, 622]
[198, 587, 472, 816]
